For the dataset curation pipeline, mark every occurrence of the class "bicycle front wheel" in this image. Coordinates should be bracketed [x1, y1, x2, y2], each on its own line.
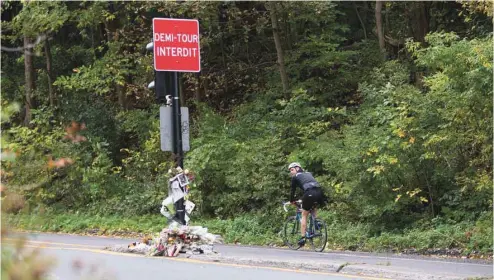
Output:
[283, 216, 302, 250]
[310, 219, 327, 252]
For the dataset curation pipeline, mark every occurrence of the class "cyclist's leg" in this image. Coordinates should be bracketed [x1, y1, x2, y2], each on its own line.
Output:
[301, 189, 317, 237]
[299, 191, 313, 245]
[313, 188, 326, 229]
[313, 188, 325, 218]
[300, 209, 309, 237]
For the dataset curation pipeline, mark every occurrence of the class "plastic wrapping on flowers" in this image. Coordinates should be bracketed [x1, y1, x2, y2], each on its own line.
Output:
[125, 222, 220, 257]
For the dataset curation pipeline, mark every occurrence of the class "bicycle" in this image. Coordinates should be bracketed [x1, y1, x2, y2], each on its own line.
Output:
[282, 200, 328, 252]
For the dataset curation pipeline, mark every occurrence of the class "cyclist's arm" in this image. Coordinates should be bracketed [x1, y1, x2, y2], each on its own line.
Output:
[289, 177, 297, 202]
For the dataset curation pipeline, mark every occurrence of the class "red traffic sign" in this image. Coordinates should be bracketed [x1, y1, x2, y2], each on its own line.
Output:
[152, 18, 200, 72]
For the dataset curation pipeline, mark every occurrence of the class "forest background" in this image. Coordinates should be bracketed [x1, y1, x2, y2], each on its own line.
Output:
[1, 1, 492, 256]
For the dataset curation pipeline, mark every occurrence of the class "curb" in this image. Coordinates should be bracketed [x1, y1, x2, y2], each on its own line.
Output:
[186, 255, 472, 280]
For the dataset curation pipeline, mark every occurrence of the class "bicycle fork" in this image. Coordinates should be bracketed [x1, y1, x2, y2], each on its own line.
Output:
[292, 212, 301, 235]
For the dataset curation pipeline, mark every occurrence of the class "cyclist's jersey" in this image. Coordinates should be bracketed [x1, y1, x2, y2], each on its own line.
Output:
[290, 171, 320, 201]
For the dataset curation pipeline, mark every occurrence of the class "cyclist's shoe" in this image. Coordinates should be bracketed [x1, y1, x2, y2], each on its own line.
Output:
[297, 237, 306, 246]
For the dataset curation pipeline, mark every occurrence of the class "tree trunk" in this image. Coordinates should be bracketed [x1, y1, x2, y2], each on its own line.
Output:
[105, 3, 127, 110]
[104, 21, 112, 43]
[116, 85, 126, 109]
[24, 35, 35, 125]
[202, 76, 208, 101]
[375, 1, 386, 59]
[416, 2, 429, 43]
[353, 2, 367, 40]
[218, 3, 228, 70]
[267, 2, 290, 99]
[194, 73, 201, 102]
[44, 35, 55, 107]
[384, 2, 390, 34]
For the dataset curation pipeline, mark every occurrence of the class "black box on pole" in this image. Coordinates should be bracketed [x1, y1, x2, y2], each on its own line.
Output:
[155, 71, 174, 104]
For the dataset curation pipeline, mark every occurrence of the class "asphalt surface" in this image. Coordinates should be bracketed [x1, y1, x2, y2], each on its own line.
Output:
[5, 232, 493, 280]
[34, 248, 375, 280]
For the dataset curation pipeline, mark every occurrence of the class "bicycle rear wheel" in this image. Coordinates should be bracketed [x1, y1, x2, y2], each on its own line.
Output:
[309, 218, 327, 252]
[283, 216, 302, 250]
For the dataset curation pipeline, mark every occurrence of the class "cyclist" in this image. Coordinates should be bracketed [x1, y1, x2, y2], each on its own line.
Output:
[288, 162, 326, 246]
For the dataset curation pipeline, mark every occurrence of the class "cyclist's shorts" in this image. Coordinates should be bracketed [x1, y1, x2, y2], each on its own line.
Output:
[302, 188, 325, 211]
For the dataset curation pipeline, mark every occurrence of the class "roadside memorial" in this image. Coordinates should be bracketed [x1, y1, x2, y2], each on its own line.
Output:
[105, 167, 221, 257]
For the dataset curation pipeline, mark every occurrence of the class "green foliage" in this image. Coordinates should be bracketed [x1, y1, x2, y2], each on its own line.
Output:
[1, 0, 492, 256]
[6, 212, 164, 235]
[197, 215, 281, 245]
[409, 33, 492, 219]
[281, 33, 492, 234]
[279, 2, 383, 106]
[55, 42, 136, 95]
[4, 1, 69, 38]
[187, 103, 286, 217]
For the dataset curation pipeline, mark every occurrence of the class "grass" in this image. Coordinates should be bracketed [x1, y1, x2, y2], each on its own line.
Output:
[4, 211, 492, 257]
[5, 212, 164, 237]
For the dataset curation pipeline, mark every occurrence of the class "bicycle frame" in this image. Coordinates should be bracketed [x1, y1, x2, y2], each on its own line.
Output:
[285, 201, 318, 238]
[282, 200, 327, 252]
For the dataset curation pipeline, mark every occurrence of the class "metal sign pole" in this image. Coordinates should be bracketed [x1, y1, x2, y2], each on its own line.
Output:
[171, 72, 184, 168]
[151, 16, 199, 227]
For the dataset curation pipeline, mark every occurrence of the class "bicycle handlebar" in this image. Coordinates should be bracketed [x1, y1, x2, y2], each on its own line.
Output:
[283, 200, 302, 212]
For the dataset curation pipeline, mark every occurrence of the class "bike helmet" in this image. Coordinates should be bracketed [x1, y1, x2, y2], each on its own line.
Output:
[288, 162, 302, 170]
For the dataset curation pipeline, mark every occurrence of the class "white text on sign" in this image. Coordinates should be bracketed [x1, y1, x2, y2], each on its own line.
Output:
[156, 47, 198, 57]
[154, 33, 199, 43]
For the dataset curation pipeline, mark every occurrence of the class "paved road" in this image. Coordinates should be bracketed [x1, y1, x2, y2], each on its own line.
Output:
[35, 247, 375, 280]
[6, 232, 493, 280]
